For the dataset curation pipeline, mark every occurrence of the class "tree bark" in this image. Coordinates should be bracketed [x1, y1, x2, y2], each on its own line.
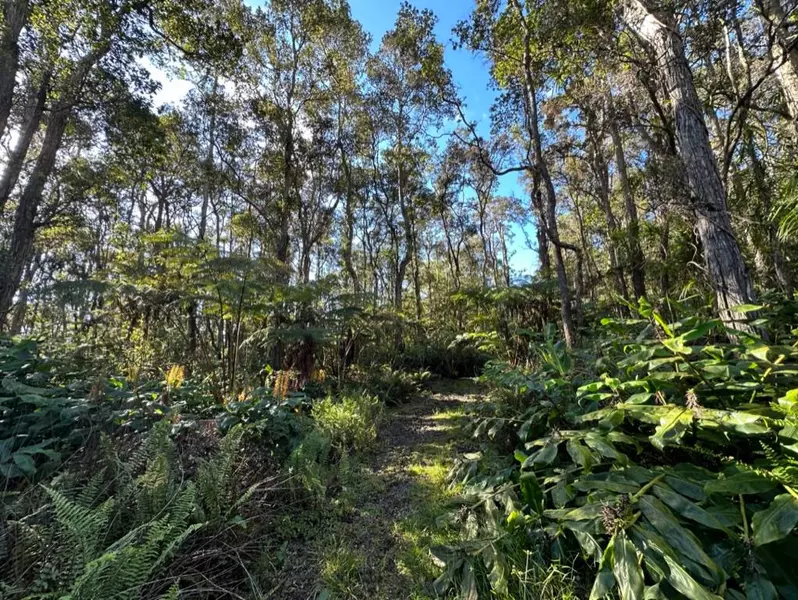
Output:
[531, 188, 551, 278]
[339, 144, 360, 293]
[607, 91, 646, 299]
[0, 67, 50, 214]
[0, 107, 70, 323]
[0, 0, 29, 139]
[511, 0, 576, 346]
[0, 32, 112, 325]
[758, 0, 798, 129]
[585, 109, 629, 306]
[620, 0, 756, 330]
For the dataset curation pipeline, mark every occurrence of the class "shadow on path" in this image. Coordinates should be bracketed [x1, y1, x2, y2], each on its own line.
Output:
[279, 378, 485, 600]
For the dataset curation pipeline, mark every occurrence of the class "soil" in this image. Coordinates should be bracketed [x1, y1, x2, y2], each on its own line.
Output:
[273, 378, 485, 600]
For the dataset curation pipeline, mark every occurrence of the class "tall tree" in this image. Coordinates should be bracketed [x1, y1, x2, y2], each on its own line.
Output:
[619, 0, 757, 328]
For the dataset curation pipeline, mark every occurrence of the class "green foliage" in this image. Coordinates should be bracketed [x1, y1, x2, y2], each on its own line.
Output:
[1, 419, 265, 599]
[312, 393, 383, 452]
[347, 364, 430, 406]
[0, 339, 97, 480]
[773, 173, 798, 242]
[217, 387, 307, 456]
[441, 301, 798, 599]
[287, 428, 334, 500]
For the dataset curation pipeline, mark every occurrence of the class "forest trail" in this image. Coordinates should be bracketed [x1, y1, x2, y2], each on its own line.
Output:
[279, 379, 485, 600]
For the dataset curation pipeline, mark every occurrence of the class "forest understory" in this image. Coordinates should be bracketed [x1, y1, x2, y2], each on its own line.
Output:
[3, 0, 798, 598]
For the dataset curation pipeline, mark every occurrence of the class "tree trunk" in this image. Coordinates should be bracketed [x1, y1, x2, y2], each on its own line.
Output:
[412, 240, 422, 319]
[511, 0, 576, 346]
[498, 222, 511, 286]
[0, 107, 70, 324]
[8, 258, 37, 334]
[759, 0, 798, 129]
[620, 0, 756, 330]
[607, 91, 646, 299]
[0, 0, 29, 139]
[657, 209, 671, 297]
[0, 67, 50, 214]
[0, 31, 111, 324]
[586, 112, 629, 306]
[198, 75, 217, 241]
[191, 75, 218, 361]
[531, 188, 551, 277]
[744, 130, 792, 294]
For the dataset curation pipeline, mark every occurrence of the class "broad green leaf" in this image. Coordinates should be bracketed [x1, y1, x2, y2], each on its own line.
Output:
[652, 484, 733, 531]
[559, 502, 605, 521]
[627, 392, 654, 405]
[12, 452, 36, 474]
[663, 338, 692, 355]
[748, 345, 772, 362]
[664, 474, 707, 501]
[460, 562, 478, 600]
[745, 572, 777, 600]
[778, 389, 798, 410]
[732, 303, 764, 313]
[584, 433, 627, 463]
[662, 555, 723, 600]
[567, 438, 594, 470]
[613, 534, 644, 600]
[485, 544, 508, 595]
[520, 472, 543, 514]
[751, 494, 798, 546]
[704, 471, 777, 496]
[651, 408, 693, 450]
[638, 496, 723, 586]
[572, 529, 602, 562]
[680, 320, 721, 342]
[551, 480, 575, 508]
[523, 441, 559, 468]
[579, 381, 608, 394]
[589, 537, 616, 600]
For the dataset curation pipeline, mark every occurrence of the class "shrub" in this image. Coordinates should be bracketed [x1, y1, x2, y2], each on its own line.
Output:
[439, 301, 798, 599]
[0, 339, 101, 481]
[287, 428, 334, 500]
[347, 364, 429, 406]
[400, 339, 489, 378]
[312, 393, 382, 452]
[216, 387, 307, 457]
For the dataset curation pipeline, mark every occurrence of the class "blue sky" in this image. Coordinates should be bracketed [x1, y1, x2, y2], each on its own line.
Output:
[349, 0, 539, 277]
[151, 0, 539, 278]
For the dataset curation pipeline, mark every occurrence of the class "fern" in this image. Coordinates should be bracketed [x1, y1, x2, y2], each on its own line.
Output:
[75, 468, 108, 509]
[46, 487, 114, 582]
[196, 425, 244, 522]
[57, 476, 202, 600]
[159, 582, 181, 600]
[772, 173, 798, 242]
[761, 442, 798, 486]
[288, 429, 332, 499]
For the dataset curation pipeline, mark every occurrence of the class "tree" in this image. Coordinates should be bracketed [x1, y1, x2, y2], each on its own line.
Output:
[619, 0, 757, 329]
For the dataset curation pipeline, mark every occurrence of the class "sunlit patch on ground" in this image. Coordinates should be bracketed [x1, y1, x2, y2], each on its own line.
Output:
[271, 379, 482, 599]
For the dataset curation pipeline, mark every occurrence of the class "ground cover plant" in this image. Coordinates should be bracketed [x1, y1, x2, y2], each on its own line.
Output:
[2, 0, 798, 597]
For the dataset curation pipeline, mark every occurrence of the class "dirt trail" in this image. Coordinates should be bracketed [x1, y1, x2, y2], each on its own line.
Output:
[278, 378, 484, 600]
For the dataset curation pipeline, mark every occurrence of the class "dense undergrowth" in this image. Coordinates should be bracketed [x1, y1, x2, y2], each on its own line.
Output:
[0, 330, 437, 598]
[3, 292, 798, 599]
[438, 297, 798, 599]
